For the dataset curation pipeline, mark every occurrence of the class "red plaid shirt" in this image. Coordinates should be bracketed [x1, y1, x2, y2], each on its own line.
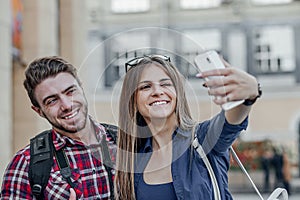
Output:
[0, 118, 116, 200]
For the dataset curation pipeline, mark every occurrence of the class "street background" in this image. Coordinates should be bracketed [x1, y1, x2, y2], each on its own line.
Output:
[1, 0, 300, 193]
[232, 193, 300, 200]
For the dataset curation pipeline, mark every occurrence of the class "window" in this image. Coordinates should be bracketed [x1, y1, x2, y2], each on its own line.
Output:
[180, 0, 222, 9]
[104, 32, 151, 87]
[253, 25, 295, 74]
[111, 0, 150, 13]
[227, 30, 247, 72]
[251, 0, 293, 5]
[181, 29, 222, 78]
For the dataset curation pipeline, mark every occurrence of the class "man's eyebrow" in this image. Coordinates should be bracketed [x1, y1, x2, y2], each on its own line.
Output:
[42, 85, 76, 105]
[62, 84, 77, 93]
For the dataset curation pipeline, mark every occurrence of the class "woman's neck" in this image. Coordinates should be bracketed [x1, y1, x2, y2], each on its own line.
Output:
[147, 115, 178, 150]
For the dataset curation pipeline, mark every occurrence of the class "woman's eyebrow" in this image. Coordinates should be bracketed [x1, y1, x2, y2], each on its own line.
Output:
[138, 78, 171, 84]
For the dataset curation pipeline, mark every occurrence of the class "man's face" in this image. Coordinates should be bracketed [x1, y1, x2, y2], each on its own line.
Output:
[32, 72, 88, 134]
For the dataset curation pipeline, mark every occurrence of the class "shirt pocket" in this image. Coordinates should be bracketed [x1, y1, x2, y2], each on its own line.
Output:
[45, 168, 83, 200]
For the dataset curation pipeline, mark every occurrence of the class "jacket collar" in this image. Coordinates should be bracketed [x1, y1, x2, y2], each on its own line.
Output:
[141, 126, 191, 153]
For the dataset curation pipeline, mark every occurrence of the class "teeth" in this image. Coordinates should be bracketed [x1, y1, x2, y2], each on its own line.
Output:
[152, 101, 167, 106]
[64, 111, 78, 119]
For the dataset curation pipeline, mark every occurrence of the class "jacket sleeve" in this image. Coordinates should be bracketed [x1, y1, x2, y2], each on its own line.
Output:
[197, 110, 248, 155]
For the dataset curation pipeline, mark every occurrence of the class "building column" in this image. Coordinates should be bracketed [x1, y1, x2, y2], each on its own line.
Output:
[59, 0, 87, 67]
[13, 0, 59, 153]
[0, 0, 13, 182]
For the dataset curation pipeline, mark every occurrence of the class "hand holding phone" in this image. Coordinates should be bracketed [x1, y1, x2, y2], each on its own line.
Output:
[194, 50, 244, 110]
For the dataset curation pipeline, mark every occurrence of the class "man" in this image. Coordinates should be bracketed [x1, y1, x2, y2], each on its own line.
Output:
[0, 56, 116, 199]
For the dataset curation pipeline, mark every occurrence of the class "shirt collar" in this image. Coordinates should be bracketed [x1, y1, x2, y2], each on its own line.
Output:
[175, 126, 191, 138]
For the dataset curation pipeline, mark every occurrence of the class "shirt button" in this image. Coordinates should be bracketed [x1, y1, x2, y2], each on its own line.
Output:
[92, 169, 96, 174]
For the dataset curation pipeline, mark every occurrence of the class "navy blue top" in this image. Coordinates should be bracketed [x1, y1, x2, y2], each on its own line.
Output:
[134, 111, 248, 200]
[136, 175, 177, 200]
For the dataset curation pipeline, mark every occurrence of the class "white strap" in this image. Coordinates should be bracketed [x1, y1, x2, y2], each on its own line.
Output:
[267, 188, 288, 200]
[193, 138, 288, 200]
[230, 146, 288, 200]
[193, 138, 221, 200]
[230, 146, 265, 200]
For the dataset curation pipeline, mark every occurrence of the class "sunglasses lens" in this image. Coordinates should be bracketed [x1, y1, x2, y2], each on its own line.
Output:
[125, 55, 170, 72]
[128, 57, 143, 67]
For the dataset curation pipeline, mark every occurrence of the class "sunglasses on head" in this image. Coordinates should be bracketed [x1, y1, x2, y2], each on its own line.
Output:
[125, 54, 171, 72]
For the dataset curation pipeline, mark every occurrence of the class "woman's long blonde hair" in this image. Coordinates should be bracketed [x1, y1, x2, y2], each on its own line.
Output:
[115, 56, 195, 199]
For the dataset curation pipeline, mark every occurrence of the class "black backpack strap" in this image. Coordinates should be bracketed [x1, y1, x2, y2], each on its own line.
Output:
[101, 123, 118, 144]
[54, 148, 75, 188]
[29, 130, 75, 200]
[29, 130, 53, 200]
[29, 124, 117, 199]
[100, 123, 118, 199]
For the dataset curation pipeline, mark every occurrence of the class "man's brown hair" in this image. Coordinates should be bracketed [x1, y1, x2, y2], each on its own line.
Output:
[23, 56, 81, 107]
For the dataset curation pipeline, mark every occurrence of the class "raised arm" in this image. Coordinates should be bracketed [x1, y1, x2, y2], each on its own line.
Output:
[198, 62, 260, 125]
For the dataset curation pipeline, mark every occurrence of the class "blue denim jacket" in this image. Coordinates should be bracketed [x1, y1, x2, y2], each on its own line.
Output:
[134, 111, 248, 200]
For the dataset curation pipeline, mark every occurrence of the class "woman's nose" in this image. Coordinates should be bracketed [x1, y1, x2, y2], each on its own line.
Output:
[151, 84, 164, 96]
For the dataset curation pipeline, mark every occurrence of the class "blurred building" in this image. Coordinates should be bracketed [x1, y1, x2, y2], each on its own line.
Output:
[1, 0, 300, 185]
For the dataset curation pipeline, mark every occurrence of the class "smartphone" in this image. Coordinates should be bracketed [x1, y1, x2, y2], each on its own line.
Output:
[194, 50, 244, 110]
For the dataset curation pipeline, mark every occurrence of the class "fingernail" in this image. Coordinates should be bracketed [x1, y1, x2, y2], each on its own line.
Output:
[196, 73, 202, 78]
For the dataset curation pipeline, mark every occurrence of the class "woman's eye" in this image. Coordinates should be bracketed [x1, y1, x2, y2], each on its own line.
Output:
[139, 85, 151, 90]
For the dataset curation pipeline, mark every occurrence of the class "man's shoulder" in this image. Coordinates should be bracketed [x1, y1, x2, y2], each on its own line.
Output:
[11, 130, 53, 164]
[15, 144, 31, 158]
[5, 144, 31, 171]
[101, 123, 118, 143]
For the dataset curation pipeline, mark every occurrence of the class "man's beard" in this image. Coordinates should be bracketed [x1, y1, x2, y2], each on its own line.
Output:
[43, 106, 88, 134]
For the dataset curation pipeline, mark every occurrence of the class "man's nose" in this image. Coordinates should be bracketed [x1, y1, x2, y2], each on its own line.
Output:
[60, 96, 73, 111]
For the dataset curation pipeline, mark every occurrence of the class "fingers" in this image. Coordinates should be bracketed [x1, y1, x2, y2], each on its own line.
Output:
[197, 65, 259, 103]
[69, 188, 76, 200]
[213, 96, 229, 105]
[197, 68, 232, 79]
[196, 69, 224, 78]
[208, 85, 236, 105]
[207, 84, 234, 97]
[204, 76, 229, 89]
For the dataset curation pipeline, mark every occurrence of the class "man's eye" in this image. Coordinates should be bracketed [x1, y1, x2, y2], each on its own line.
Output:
[46, 99, 57, 105]
[67, 88, 76, 95]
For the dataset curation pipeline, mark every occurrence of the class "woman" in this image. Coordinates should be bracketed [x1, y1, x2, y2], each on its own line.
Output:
[115, 54, 260, 199]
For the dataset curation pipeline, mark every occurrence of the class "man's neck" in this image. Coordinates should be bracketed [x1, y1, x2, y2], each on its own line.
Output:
[54, 117, 98, 146]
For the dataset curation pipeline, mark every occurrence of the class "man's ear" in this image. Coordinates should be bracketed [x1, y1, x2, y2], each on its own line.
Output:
[31, 105, 45, 118]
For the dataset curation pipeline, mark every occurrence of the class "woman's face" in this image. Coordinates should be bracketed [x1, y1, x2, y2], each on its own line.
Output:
[136, 64, 177, 124]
